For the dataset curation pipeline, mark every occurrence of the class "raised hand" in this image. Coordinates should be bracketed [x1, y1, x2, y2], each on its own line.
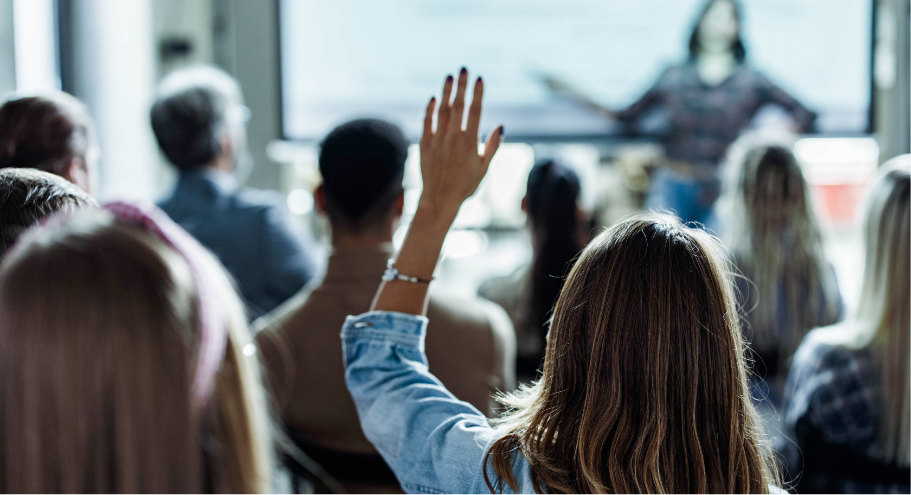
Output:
[370, 68, 502, 316]
[418, 68, 503, 218]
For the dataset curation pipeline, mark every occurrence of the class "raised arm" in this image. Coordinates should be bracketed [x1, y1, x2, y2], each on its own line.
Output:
[371, 68, 502, 315]
[343, 69, 523, 494]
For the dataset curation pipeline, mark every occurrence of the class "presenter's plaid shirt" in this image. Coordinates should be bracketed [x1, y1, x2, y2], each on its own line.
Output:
[618, 62, 816, 173]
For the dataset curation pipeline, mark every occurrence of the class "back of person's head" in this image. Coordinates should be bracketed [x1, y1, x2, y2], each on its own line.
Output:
[0, 92, 97, 191]
[722, 142, 840, 356]
[0, 204, 272, 492]
[318, 118, 408, 232]
[524, 159, 584, 341]
[151, 66, 245, 171]
[852, 155, 910, 465]
[485, 213, 778, 494]
[0, 168, 96, 257]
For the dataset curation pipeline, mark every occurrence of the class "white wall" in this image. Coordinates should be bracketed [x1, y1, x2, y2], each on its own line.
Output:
[69, 0, 160, 200]
[214, 0, 284, 191]
[0, 0, 15, 95]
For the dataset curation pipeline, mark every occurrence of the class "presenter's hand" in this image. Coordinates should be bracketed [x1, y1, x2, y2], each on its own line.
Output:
[371, 68, 502, 316]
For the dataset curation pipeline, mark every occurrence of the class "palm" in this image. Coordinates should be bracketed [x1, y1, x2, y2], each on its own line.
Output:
[419, 69, 503, 210]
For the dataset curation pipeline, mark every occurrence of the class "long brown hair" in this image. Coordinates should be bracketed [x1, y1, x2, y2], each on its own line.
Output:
[484, 213, 779, 493]
[720, 143, 841, 371]
[0, 209, 272, 492]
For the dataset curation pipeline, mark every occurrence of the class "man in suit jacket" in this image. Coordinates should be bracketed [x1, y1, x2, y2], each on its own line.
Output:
[254, 119, 516, 493]
[151, 66, 317, 318]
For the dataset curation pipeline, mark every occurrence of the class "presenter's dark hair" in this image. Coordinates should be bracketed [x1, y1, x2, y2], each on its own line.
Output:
[150, 66, 243, 171]
[525, 160, 584, 353]
[0, 168, 95, 257]
[318, 118, 408, 230]
[688, 0, 747, 63]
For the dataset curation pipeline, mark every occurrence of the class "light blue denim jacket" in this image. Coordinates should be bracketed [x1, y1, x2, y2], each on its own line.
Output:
[342, 311, 789, 494]
[342, 311, 538, 494]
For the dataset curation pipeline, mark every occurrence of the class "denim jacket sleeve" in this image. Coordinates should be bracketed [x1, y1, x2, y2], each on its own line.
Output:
[342, 311, 530, 494]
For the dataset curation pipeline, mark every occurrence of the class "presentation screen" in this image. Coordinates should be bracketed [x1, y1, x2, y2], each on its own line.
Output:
[280, 0, 871, 141]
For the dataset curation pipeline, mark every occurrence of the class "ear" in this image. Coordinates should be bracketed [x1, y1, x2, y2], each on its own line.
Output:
[520, 195, 528, 213]
[314, 184, 328, 215]
[64, 157, 91, 194]
[393, 189, 405, 217]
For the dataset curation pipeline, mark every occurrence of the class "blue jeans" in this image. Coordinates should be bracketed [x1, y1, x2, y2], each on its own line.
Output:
[645, 167, 720, 229]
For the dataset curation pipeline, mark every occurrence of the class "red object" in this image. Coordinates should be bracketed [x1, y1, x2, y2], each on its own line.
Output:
[812, 182, 868, 224]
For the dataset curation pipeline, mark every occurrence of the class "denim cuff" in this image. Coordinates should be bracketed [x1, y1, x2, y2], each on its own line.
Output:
[341, 311, 428, 349]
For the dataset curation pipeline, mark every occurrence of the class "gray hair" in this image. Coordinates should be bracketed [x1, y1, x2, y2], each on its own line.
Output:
[150, 66, 244, 170]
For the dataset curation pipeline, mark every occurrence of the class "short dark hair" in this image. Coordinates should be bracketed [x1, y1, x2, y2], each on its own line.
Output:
[318, 119, 408, 229]
[687, 0, 746, 63]
[150, 67, 242, 171]
[0, 168, 96, 257]
[0, 93, 95, 177]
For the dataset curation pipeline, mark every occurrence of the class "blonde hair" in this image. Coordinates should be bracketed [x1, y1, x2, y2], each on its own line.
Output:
[718, 138, 841, 370]
[484, 213, 779, 493]
[819, 155, 910, 466]
[0, 209, 273, 492]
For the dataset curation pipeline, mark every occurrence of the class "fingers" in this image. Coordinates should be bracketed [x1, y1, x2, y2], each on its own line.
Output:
[449, 68, 469, 133]
[420, 96, 436, 149]
[437, 75, 454, 132]
[481, 125, 504, 167]
[466, 76, 484, 137]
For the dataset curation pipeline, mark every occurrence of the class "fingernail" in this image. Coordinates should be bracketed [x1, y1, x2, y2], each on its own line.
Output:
[476, 76, 483, 84]
[499, 125, 505, 136]
[460, 67, 467, 75]
[430, 96, 436, 103]
[446, 75, 453, 83]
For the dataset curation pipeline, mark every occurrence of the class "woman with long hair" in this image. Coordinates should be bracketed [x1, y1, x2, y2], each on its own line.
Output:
[780, 156, 910, 493]
[0, 202, 273, 492]
[479, 159, 587, 381]
[544, 0, 815, 224]
[717, 140, 843, 392]
[342, 69, 779, 493]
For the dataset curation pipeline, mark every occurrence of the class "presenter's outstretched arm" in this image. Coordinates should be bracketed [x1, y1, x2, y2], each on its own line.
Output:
[539, 72, 618, 120]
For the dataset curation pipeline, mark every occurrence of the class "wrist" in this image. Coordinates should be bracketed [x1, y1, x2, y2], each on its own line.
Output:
[414, 196, 460, 228]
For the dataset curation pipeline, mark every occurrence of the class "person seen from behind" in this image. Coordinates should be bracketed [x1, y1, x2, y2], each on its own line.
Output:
[0, 202, 273, 492]
[0, 168, 96, 259]
[779, 155, 910, 493]
[0, 91, 98, 194]
[479, 159, 588, 382]
[255, 116, 516, 493]
[341, 69, 781, 493]
[716, 138, 843, 400]
[152, 66, 317, 319]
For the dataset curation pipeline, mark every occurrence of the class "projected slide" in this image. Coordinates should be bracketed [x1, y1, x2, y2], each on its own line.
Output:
[280, 0, 870, 140]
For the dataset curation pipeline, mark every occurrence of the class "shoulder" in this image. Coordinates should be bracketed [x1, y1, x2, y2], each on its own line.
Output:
[478, 265, 528, 310]
[429, 293, 513, 341]
[230, 187, 287, 218]
[788, 326, 878, 443]
[252, 280, 318, 337]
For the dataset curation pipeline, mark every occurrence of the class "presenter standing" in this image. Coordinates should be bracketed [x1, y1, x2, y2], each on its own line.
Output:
[545, 0, 816, 225]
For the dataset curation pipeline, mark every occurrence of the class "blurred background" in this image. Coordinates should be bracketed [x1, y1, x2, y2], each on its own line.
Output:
[1, 0, 908, 311]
